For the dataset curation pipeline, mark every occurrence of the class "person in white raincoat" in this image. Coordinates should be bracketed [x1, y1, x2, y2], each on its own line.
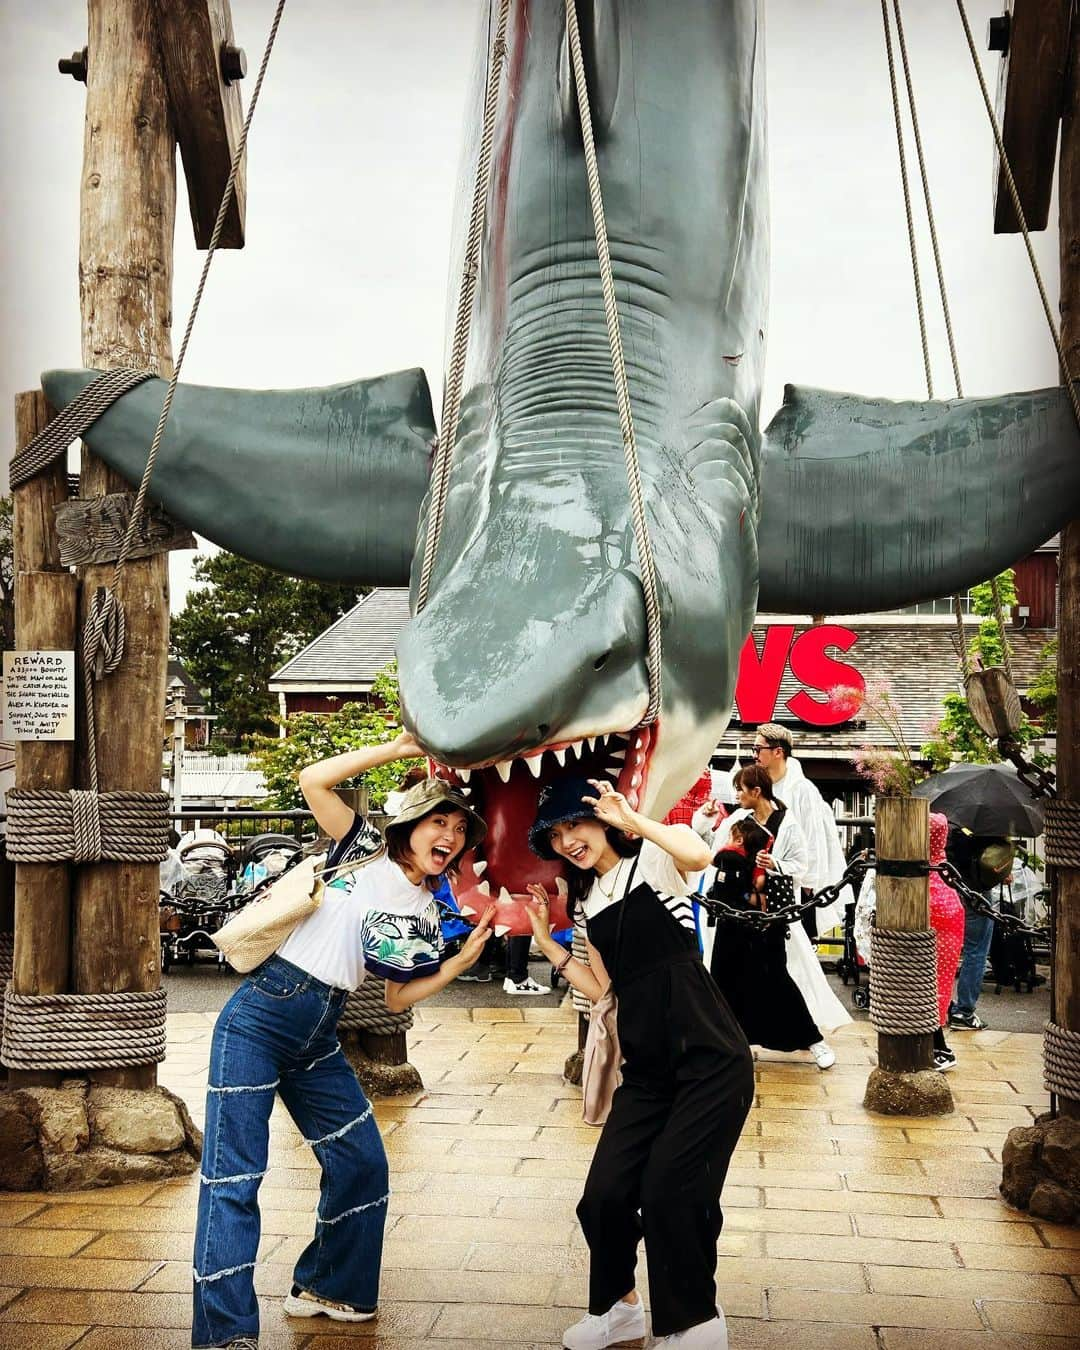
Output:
[751, 724, 849, 936]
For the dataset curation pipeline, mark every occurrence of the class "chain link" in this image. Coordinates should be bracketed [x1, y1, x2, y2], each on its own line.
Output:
[700, 853, 1052, 945]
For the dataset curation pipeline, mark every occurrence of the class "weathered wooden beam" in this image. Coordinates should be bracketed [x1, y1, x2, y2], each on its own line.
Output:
[55, 492, 195, 568]
[150, 0, 246, 249]
[992, 0, 1071, 234]
[10, 391, 77, 1089]
[76, 0, 175, 1092]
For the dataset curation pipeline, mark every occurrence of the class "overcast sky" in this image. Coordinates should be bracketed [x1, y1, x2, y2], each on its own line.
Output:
[0, 0, 1061, 603]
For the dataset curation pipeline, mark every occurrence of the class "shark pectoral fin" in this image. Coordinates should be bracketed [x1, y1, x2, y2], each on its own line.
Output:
[40, 366, 436, 587]
[756, 382, 1080, 615]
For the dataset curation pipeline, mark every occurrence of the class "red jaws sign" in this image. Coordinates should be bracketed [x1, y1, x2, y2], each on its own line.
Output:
[735, 625, 863, 727]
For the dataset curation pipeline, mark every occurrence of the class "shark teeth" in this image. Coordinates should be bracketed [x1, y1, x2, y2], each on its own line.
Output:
[495, 760, 513, 783]
[553, 748, 567, 767]
[473, 860, 487, 876]
[460, 905, 477, 916]
[498, 887, 513, 904]
[493, 925, 510, 937]
[475, 880, 491, 896]
[608, 748, 626, 762]
[458, 768, 471, 784]
[525, 755, 543, 778]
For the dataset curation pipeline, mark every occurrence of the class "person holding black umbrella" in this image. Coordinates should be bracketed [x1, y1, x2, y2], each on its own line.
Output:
[913, 763, 1044, 1033]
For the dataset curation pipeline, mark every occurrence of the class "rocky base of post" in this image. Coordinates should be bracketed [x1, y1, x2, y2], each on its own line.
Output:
[0, 1080, 201, 1192]
[341, 1029, 422, 1098]
[863, 1066, 954, 1117]
[1001, 1113, 1080, 1225]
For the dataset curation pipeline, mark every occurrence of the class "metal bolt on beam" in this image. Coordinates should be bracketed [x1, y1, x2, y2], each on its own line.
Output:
[58, 47, 88, 83]
[987, 14, 1011, 55]
[220, 44, 247, 84]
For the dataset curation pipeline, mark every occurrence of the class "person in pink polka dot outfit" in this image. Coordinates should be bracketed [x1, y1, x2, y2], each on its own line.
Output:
[928, 812, 965, 1071]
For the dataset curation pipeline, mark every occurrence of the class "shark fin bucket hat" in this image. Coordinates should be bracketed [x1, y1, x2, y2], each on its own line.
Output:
[387, 778, 486, 855]
[528, 777, 603, 859]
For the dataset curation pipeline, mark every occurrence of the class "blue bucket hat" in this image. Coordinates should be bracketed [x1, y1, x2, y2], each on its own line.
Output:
[528, 777, 603, 859]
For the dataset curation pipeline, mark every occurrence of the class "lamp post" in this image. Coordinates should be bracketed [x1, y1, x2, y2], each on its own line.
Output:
[168, 675, 186, 819]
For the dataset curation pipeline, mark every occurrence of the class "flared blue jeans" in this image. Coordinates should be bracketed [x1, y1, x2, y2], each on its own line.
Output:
[192, 956, 388, 1347]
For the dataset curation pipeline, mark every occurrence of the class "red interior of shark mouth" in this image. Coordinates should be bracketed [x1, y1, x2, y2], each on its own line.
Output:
[432, 724, 656, 937]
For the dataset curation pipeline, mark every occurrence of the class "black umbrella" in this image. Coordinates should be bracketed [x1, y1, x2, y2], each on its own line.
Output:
[912, 762, 1046, 837]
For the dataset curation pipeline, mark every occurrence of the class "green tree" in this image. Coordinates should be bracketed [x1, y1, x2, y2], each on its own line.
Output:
[1027, 638, 1058, 732]
[171, 552, 364, 747]
[0, 495, 12, 654]
[253, 664, 420, 809]
[921, 569, 1046, 769]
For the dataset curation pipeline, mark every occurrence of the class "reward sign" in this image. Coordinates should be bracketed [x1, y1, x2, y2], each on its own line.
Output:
[2, 650, 76, 741]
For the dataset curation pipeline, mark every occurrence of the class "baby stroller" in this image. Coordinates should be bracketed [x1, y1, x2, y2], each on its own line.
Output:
[236, 832, 303, 895]
[159, 828, 239, 972]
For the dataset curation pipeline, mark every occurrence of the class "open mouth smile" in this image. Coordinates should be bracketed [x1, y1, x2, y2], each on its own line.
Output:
[429, 724, 657, 935]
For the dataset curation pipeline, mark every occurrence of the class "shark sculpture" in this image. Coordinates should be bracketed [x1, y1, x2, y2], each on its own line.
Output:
[42, 0, 1080, 934]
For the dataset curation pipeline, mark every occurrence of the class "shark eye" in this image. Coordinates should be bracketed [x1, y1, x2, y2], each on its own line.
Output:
[594, 651, 611, 671]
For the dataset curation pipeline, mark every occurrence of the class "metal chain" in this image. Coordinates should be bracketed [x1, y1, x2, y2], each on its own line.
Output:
[565, 0, 663, 725]
[700, 852, 1052, 944]
[997, 735, 1058, 799]
[415, 0, 511, 612]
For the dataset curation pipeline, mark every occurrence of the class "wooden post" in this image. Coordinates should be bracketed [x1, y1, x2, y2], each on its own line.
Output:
[72, 0, 176, 1090]
[9, 392, 78, 1088]
[1054, 13, 1080, 1123]
[864, 795, 953, 1115]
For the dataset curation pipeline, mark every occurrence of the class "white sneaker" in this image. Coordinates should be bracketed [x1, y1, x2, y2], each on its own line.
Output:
[654, 1311, 728, 1348]
[503, 976, 549, 996]
[809, 1040, 836, 1070]
[283, 1286, 376, 1322]
[562, 1298, 646, 1348]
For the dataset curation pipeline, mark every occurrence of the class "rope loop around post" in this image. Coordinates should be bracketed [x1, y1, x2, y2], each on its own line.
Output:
[1043, 1021, 1080, 1101]
[1045, 799, 1080, 868]
[5, 789, 170, 864]
[868, 925, 939, 1036]
[339, 977, 414, 1036]
[1, 984, 168, 1071]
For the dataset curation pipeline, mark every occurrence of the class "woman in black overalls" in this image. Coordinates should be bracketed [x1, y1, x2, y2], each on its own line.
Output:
[525, 778, 754, 1350]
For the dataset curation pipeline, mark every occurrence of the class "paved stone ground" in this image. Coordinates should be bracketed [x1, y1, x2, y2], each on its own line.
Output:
[0, 1005, 1077, 1349]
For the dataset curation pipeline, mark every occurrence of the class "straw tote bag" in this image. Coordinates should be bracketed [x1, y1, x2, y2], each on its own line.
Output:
[213, 845, 384, 973]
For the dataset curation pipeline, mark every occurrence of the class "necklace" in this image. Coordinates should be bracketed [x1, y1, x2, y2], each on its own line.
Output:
[596, 857, 625, 899]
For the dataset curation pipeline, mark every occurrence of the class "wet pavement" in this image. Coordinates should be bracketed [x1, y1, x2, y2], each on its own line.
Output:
[0, 1000, 1076, 1348]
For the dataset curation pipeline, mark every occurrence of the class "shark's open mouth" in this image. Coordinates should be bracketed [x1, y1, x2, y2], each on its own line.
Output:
[431, 724, 656, 936]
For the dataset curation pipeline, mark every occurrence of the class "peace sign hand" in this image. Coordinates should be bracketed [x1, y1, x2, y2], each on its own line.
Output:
[582, 779, 639, 833]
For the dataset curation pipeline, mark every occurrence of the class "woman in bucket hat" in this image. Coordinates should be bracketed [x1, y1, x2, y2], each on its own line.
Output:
[192, 732, 492, 1350]
[523, 778, 754, 1350]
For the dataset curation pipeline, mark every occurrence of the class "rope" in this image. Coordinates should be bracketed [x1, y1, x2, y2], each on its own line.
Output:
[868, 925, 940, 1036]
[1045, 799, 1080, 869]
[952, 593, 971, 679]
[5, 789, 169, 864]
[955, 0, 1080, 437]
[880, 0, 933, 398]
[7, 369, 154, 490]
[564, 0, 663, 725]
[989, 574, 1015, 683]
[1043, 1020, 1080, 1100]
[891, 1, 964, 398]
[415, 0, 511, 613]
[1, 984, 167, 1071]
[339, 975, 414, 1037]
[0, 933, 12, 1055]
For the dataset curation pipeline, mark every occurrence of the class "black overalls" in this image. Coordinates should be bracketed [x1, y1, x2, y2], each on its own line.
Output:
[581, 859, 754, 1338]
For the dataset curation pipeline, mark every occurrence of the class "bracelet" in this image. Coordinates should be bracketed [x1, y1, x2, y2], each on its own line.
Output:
[554, 950, 573, 976]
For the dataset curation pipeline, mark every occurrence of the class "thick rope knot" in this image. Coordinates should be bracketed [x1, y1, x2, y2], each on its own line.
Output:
[69, 789, 104, 864]
[868, 926, 939, 1037]
[5, 789, 169, 864]
[84, 588, 126, 681]
[339, 977, 414, 1036]
[1043, 1021, 1080, 1101]
[1, 983, 167, 1071]
[1045, 800, 1080, 869]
